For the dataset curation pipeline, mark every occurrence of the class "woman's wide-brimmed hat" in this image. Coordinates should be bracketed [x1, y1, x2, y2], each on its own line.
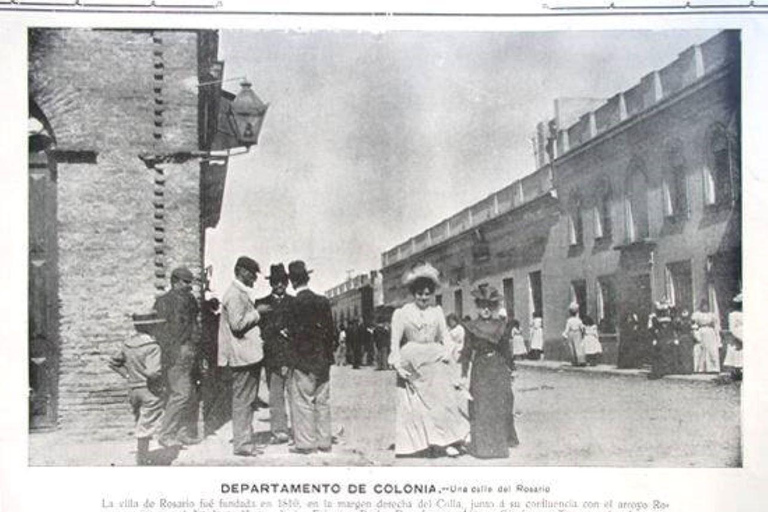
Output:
[402, 262, 441, 288]
[470, 283, 502, 305]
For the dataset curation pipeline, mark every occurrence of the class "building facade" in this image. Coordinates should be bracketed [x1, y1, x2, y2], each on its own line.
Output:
[326, 271, 382, 328]
[380, 31, 741, 364]
[28, 29, 236, 436]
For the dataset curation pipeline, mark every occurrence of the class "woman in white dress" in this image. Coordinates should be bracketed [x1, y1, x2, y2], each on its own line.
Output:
[562, 302, 586, 366]
[446, 314, 466, 365]
[528, 311, 544, 360]
[389, 263, 470, 457]
[509, 319, 528, 360]
[692, 299, 721, 373]
[723, 293, 743, 381]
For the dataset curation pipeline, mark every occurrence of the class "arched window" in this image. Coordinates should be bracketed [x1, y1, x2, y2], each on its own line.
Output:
[624, 159, 649, 242]
[704, 123, 738, 207]
[593, 179, 612, 240]
[662, 141, 688, 218]
[567, 192, 584, 247]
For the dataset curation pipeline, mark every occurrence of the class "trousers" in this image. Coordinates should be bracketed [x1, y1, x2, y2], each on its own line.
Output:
[158, 344, 197, 443]
[289, 368, 331, 450]
[231, 363, 261, 453]
[267, 367, 290, 434]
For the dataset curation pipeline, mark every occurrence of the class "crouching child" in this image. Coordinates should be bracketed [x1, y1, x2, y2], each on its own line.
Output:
[108, 311, 166, 465]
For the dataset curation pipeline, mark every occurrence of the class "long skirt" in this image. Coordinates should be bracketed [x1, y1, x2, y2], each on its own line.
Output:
[468, 352, 519, 459]
[567, 332, 586, 365]
[694, 327, 720, 373]
[649, 341, 681, 378]
[395, 342, 469, 455]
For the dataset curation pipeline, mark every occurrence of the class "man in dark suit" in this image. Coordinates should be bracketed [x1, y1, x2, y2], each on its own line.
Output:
[153, 266, 200, 448]
[254, 263, 295, 445]
[286, 260, 336, 454]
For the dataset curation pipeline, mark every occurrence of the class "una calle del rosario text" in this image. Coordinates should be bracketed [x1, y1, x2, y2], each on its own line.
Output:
[221, 483, 552, 495]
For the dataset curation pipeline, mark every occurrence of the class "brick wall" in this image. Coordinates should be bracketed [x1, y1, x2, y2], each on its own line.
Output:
[29, 29, 209, 436]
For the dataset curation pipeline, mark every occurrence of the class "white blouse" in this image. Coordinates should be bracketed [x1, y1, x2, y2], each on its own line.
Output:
[388, 303, 451, 367]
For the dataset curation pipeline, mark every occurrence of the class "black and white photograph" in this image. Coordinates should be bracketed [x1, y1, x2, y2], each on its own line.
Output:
[25, 25, 742, 468]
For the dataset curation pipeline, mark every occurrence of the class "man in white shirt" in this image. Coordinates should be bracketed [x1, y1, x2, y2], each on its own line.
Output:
[218, 256, 270, 457]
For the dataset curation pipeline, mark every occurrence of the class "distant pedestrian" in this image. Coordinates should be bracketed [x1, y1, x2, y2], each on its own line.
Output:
[286, 260, 336, 454]
[218, 256, 269, 457]
[582, 315, 602, 366]
[446, 313, 466, 366]
[460, 284, 519, 459]
[335, 323, 348, 366]
[723, 293, 743, 381]
[349, 318, 363, 369]
[363, 322, 376, 366]
[373, 321, 391, 371]
[692, 299, 721, 373]
[528, 311, 544, 360]
[153, 266, 200, 448]
[254, 263, 295, 445]
[108, 312, 166, 465]
[562, 302, 586, 367]
[674, 308, 695, 375]
[648, 300, 680, 379]
[509, 319, 527, 360]
[617, 313, 645, 369]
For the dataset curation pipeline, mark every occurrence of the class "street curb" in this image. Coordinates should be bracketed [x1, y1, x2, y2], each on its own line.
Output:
[515, 359, 725, 384]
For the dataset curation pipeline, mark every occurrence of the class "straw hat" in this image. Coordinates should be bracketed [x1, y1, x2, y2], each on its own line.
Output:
[402, 262, 440, 287]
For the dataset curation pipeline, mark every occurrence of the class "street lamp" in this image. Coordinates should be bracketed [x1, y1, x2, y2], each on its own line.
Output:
[229, 80, 268, 148]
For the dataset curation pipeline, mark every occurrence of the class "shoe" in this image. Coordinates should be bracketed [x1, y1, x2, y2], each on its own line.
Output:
[317, 446, 332, 453]
[253, 398, 269, 409]
[270, 433, 290, 445]
[288, 447, 316, 455]
[234, 448, 261, 457]
[178, 435, 201, 446]
[158, 437, 182, 449]
[445, 446, 460, 457]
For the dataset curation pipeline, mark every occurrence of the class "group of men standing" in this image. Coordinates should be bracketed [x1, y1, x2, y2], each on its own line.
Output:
[120, 256, 336, 461]
[216, 257, 336, 457]
[339, 318, 390, 371]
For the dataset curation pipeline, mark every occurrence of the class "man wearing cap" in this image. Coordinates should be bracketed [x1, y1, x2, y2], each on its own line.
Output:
[219, 256, 270, 457]
[286, 260, 336, 454]
[254, 263, 295, 444]
[108, 311, 166, 465]
[153, 266, 200, 448]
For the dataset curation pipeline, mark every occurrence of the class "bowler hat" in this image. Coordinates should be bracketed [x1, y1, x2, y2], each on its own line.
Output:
[235, 256, 260, 275]
[267, 263, 289, 284]
[171, 266, 194, 282]
[288, 260, 313, 280]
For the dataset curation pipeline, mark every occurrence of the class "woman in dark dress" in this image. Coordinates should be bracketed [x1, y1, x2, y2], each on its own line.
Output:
[617, 313, 644, 369]
[674, 308, 695, 374]
[459, 284, 519, 459]
[648, 300, 680, 379]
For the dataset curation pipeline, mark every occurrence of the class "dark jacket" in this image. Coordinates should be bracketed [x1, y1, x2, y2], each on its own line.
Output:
[254, 293, 296, 369]
[153, 287, 199, 367]
[287, 289, 336, 380]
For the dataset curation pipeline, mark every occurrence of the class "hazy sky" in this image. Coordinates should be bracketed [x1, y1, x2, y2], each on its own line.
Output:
[206, 29, 717, 296]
